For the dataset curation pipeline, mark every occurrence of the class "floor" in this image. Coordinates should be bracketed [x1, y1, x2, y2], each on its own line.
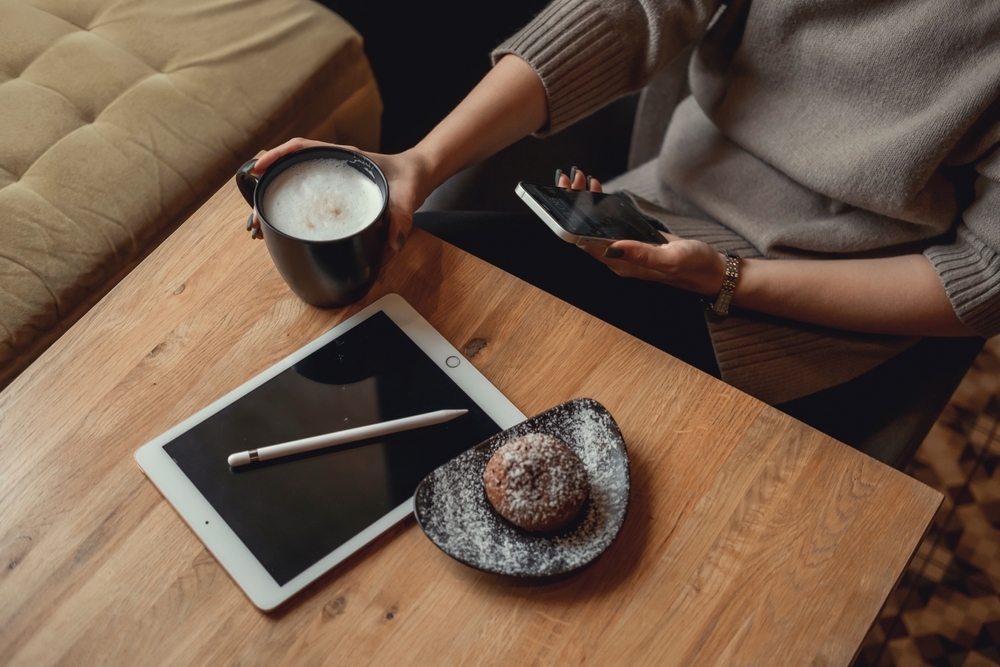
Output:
[854, 337, 1000, 667]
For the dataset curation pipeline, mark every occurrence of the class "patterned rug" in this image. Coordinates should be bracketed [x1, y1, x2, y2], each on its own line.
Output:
[853, 337, 1000, 667]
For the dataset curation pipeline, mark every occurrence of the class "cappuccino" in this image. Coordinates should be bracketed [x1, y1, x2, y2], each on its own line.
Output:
[262, 158, 383, 241]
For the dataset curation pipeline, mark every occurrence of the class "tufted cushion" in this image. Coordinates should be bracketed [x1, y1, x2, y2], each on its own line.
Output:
[0, 0, 382, 389]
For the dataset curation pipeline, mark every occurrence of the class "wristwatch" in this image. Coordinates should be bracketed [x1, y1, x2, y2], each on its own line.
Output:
[707, 251, 740, 317]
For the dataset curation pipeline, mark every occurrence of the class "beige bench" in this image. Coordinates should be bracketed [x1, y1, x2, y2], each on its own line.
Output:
[0, 0, 382, 389]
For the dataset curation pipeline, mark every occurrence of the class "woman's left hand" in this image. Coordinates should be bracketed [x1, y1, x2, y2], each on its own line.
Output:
[558, 167, 728, 297]
[581, 236, 728, 296]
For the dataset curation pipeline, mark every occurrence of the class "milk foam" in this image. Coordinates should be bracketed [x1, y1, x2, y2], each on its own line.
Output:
[262, 158, 383, 241]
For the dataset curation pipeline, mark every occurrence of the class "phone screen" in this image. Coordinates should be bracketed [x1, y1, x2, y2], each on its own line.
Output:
[520, 183, 664, 244]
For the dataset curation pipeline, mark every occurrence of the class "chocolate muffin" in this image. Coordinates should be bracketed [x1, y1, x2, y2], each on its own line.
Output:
[483, 432, 589, 533]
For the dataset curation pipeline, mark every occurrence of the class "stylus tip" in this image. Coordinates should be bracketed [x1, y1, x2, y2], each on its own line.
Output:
[228, 452, 250, 467]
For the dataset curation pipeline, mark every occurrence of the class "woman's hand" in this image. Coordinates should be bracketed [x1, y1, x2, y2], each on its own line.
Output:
[557, 167, 728, 297]
[582, 236, 728, 296]
[555, 165, 603, 193]
[558, 167, 973, 336]
[248, 138, 435, 251]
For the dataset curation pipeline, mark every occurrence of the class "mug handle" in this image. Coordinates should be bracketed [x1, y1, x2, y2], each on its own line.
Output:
[235, 158, 258, 208]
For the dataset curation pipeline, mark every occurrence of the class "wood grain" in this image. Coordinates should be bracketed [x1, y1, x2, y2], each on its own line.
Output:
[0, 183, 941, 666]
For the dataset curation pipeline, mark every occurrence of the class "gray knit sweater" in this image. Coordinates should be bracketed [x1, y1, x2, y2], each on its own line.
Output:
[493, 0, 1000, 403]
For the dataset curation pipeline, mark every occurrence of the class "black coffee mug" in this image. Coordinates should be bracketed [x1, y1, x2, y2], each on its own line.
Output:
[235, 146, 390, 308]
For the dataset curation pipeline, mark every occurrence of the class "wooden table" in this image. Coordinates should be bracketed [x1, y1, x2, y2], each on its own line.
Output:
[0, 183, 941, 666]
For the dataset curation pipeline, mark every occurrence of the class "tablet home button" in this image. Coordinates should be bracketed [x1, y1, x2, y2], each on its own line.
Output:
[445, 356, 460, 368]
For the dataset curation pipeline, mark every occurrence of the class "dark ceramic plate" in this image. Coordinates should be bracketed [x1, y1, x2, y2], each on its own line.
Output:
[413, 398, 630, 577]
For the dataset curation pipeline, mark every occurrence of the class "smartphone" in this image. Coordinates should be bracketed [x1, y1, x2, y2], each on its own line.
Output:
[516, 182, 665, 246]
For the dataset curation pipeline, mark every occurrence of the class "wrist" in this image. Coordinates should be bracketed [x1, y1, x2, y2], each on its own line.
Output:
[402, 145, 445, 202]
[693, 249, 729, 298]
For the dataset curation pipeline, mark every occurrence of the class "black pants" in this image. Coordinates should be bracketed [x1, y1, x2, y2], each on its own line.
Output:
[415, 211, 720, 378]
[415, 210, 984, 467]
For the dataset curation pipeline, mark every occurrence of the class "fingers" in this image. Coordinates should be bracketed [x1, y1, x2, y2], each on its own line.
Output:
[580, 241, 665, 281]
[387, 206, 413, 252]
[555, 169, 570, 189]
[580, 240, 647, 264]
[250, 138, 332, 176]
[555, 166, 602, 192]
[583, 238, 729, 295]
[249, 212, 259, 239]
[245, 211, 265, 240]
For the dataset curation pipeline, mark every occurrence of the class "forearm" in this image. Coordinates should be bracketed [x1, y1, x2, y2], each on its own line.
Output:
[733, 254, 974, 337]
[407, 55, 547, 196]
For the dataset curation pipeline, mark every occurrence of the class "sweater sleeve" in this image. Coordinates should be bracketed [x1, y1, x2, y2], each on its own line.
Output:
[924, 147, 1000, 338]
[491, 0, 722, 134]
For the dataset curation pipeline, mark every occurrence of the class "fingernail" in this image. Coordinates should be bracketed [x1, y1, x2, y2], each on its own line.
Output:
[250, 227, 260, 240]
[554, 168, 563, 186]
[396, 230, 406, 250]
[570, 166, 579, 182]
[246, 213, 254, 231]
[586, 175, 593, 190]
[603, 246, 624, 258]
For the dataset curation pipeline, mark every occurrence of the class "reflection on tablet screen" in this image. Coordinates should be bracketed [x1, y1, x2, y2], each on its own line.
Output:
[163, 311, 501, 585]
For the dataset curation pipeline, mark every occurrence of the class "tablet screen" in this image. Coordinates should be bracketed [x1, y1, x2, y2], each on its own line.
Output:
[162, 311, 502, 585]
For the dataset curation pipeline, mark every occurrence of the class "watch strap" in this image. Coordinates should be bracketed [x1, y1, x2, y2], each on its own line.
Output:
[708, 251, 739, 317]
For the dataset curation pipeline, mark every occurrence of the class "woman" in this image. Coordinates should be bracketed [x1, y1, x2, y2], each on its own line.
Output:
[252, 0, 999, 452]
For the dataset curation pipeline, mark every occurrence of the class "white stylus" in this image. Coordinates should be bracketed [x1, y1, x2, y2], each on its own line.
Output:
[227, 408, 469, 467]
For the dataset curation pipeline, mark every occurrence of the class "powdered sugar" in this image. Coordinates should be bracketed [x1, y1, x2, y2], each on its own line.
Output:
[484, 432, 589, 532]
[413, 398, 630, 577]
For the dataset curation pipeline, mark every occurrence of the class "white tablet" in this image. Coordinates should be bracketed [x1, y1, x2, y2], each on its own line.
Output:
[135, 293, 525, 611]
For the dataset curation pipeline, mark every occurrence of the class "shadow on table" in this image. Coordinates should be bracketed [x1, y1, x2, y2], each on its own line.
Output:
[444, 447, 653, 599]
[266, 448, 652, 618]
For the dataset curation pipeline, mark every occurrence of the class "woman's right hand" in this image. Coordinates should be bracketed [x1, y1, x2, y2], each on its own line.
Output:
[248, 138, 435, 251]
